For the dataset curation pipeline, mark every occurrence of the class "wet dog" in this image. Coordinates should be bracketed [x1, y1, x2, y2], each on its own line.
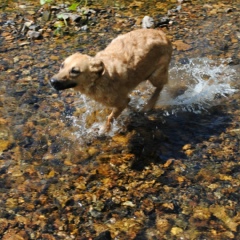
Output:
[50, 29, 172, 131]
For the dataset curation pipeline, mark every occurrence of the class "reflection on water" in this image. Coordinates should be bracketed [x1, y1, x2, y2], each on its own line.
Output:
[64, 57, 238, 139]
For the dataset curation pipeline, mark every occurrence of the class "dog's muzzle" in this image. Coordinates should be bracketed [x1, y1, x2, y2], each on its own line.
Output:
[50, 78, 77, 91]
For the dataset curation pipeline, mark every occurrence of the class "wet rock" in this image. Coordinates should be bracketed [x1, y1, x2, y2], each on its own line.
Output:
[171, 227, 183, 236]
[89, 209, 102, 218]
[24, 21, 33, 28]
[0, 140, 10, 154]
[182, 143, 191, 150]
[53, 21, 65, 28]
[155, 16, 170, 27]
[122, 201, 136, 207]
[80, 25, 88, 31]
[2, 229, 29, 240]
[0, 219, 8, 234]
[0, 59, 10, 70]
[29, 24, 40, 31]
[236, 31, 240, 40]
[203, 4, 213, 10]
[172, 40, 192, 51]
[18, 41, 30, 46]
[228, 56, 240, 65]
[192, 206, 211, 220]
[19, 4, 27, 9]
[168, 5, 181, 16]
[3, 20, 15, 26]
[142, 16, 154, 29]
[20, 21, 33, 34]
[42, 10, 51, 21]
[27, 30, 42, 39]
[92, 201, 105, 212]
[57, 12, 81, 22]
[78, 7, 96, 16]
[209, 205, 238, 232]
[156, 218, 170, 234]
[129, 1, 144, 8]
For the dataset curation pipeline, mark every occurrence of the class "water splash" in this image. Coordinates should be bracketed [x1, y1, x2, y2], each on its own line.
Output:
[158, 58, 237, 115]
[64, 58, 237, 139]
[64, 95, 126, 140]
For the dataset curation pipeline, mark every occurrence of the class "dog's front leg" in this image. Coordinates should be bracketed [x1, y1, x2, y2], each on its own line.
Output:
[105, 108, 122, 131]
[104, 97, 130, 132]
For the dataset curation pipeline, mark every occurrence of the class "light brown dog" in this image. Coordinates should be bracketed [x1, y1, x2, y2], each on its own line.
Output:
[50, 29, 172, 130]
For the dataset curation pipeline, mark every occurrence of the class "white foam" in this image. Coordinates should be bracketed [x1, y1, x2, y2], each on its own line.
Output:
[157, 58, 237, 114]
[65, 95, 125, 140]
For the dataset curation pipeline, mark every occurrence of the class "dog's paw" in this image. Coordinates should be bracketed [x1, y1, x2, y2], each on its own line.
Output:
[98, 122, 111, 135]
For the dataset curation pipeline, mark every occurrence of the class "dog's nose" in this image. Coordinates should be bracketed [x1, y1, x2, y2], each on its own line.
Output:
[50, 78, 57, 85]
[50, 78, 59, 90]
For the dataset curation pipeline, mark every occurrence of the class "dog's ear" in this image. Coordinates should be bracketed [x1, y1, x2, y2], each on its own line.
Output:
[89, 58, 105, 76]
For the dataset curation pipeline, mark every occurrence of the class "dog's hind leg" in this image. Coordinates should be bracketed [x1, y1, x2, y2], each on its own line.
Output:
[143, 65, 169, 111]
[143, 87, 162, 111]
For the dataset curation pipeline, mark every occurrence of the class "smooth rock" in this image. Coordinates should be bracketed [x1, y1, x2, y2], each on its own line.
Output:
[142, 16, 154, 29]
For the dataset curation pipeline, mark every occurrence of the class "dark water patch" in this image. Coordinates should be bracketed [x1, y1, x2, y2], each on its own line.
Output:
[128, 105, 233, 170]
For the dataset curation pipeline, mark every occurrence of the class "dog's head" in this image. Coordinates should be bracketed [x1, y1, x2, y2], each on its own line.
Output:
[50, 52, 105, 91]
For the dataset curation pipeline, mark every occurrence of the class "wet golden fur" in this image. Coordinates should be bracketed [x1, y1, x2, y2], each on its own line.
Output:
[50, 29, 172, 130]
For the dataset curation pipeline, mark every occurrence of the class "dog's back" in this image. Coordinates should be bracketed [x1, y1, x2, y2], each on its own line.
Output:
[96, 29, 172, 89]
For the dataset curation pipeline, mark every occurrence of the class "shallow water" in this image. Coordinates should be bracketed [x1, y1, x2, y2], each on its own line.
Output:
[0, 0, 240, 239]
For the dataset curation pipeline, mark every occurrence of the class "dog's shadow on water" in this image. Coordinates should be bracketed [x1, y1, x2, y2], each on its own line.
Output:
[125, 105, 232, 170]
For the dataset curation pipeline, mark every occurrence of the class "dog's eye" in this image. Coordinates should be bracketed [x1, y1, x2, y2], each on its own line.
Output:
[60, 63, 64, 69]
[70, 67, 81, 75]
